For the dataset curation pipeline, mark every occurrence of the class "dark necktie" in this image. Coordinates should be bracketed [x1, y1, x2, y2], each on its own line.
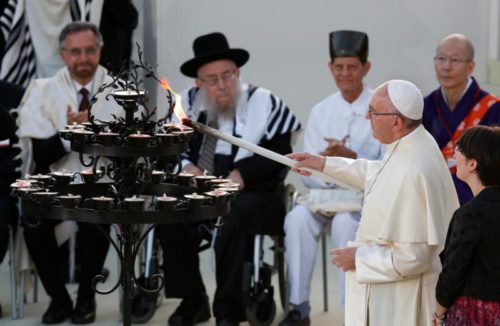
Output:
[197, 119, 218, 174]
[79, 88, 90, 112]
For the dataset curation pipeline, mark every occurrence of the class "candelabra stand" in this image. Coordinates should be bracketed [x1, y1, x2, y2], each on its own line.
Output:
[12, 51, 237, 326]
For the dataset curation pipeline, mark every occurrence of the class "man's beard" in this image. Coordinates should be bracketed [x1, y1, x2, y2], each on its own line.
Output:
[201, 82, 242, 122]
[71, 62, 98, 80]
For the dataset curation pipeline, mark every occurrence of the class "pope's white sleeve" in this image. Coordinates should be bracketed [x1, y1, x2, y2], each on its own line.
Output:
[322, 157, 368, 190]
[355, 243, 437, 283]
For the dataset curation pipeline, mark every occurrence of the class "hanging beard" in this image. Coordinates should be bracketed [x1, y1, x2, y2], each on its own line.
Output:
[201, 81, 242, 122]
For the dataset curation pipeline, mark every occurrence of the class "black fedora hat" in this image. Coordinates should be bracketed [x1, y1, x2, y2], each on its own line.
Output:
[329, 30, 369, 62]
[180, 32, 250, 78]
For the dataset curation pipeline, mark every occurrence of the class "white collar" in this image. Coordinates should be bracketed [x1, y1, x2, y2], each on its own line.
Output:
[73, 80, 94, 94]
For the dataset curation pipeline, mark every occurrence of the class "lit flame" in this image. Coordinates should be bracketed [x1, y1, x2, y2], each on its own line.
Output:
[160, 78, 171, 91]
[159, 77, 188, 122]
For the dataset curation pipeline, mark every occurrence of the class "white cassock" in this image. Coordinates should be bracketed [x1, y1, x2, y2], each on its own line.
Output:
[284, 85, 383, 306]
[17, 65, 122, 175]
[323, 125, 459, 326]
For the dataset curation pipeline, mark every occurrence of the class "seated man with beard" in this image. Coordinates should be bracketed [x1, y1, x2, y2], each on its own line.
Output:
[157, 32, 302, 326]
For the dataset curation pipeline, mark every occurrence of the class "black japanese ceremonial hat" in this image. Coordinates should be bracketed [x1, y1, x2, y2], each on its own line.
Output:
[329, 30, 369, 62]
[180, 32, 250, 78]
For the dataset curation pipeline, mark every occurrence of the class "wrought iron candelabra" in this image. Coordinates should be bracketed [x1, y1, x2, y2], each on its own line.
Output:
[11, 47, 237, 326]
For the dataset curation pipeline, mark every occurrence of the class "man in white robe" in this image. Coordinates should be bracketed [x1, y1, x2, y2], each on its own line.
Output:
[280, 30, 382, 326]
[16, 22, 122, 325]
[288, 80, 459, 326]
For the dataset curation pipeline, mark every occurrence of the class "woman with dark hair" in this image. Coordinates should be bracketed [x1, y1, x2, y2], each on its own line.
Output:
[433, 125, 500, 325]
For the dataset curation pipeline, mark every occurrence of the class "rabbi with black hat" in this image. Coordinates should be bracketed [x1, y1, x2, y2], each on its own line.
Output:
[280, 30, 383, 326]
[157, 32, 301, 326]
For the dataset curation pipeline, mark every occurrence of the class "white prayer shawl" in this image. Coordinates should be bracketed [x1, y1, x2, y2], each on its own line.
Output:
[17, 65, 121, 175]
[179, 81, 302, 164]
[323, 125, 459, 326]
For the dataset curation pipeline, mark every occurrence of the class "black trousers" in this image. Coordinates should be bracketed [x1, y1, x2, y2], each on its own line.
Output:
[24, 219, 110, 302]
[159, 190, 285, 321]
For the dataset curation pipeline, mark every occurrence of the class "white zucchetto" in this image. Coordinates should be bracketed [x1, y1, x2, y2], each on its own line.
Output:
[387, 79, 423, 120]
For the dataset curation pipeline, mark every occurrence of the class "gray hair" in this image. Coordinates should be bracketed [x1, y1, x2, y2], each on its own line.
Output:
[58, 21, 104, 50]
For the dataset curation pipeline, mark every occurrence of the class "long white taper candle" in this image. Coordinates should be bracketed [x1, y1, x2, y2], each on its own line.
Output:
[183, 119, 356, 190]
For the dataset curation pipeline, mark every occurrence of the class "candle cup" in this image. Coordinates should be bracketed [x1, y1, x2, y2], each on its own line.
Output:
[156, 195, 178, 210]
[204, 189, 229, 205]
[162, 123, 181, 133]
[28, 174, 54, 187]
[193, 175, 216, 190]
[51, 171, 75, 187]
[217, 187, 239, 199]
[79, 170, 98, 184]
[96, 132, 120, 146]
[184, 193, 207, 208]
[215, 182, 240, 189]
[128, 133, 152, 147]
[172, 130, 193, 143]
[151, 170, 165, 184]
[57, 194, 82, 208]
[112, 89, 146, 101]
[206, 178, 232, 189]
[32, 190, 59, 205]
[154, 132, 176, 146]
[91, 196, 113, 210]
[176, 172, 194, 186]
[72, 129, 95, 143]
[17, 187, 43, 199]
[10, 179, 38, 189]
[65, 124, 85, 130]
[59, 129, 73, 141]
[123, 196, 145, 212]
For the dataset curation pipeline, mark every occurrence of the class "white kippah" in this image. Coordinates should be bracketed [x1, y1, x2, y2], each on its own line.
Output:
[387, 80, 423, 120]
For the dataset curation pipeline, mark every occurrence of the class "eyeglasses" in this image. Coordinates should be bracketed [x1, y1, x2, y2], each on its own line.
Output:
[199, 70, 238, 87]
[62, 46, 99, 57]
[367, 106, 401, 118]
[434, 56, 471, 66]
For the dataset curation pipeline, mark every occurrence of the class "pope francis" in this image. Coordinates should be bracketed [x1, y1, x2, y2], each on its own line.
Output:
[288, 80, 459, 326]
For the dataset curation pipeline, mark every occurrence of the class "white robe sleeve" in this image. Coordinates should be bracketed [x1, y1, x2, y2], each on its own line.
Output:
[355, 243, 438, 283]
[322, 156, 369, 191]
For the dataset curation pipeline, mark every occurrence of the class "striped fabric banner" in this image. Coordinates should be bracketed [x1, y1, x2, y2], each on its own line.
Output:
[0, 0, 36, 87]
[70, 0, 92, 21]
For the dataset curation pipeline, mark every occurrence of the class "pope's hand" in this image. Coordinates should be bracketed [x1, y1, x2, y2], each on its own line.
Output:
[286, 152, 326, 176]
[330, 247, 357, 272]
